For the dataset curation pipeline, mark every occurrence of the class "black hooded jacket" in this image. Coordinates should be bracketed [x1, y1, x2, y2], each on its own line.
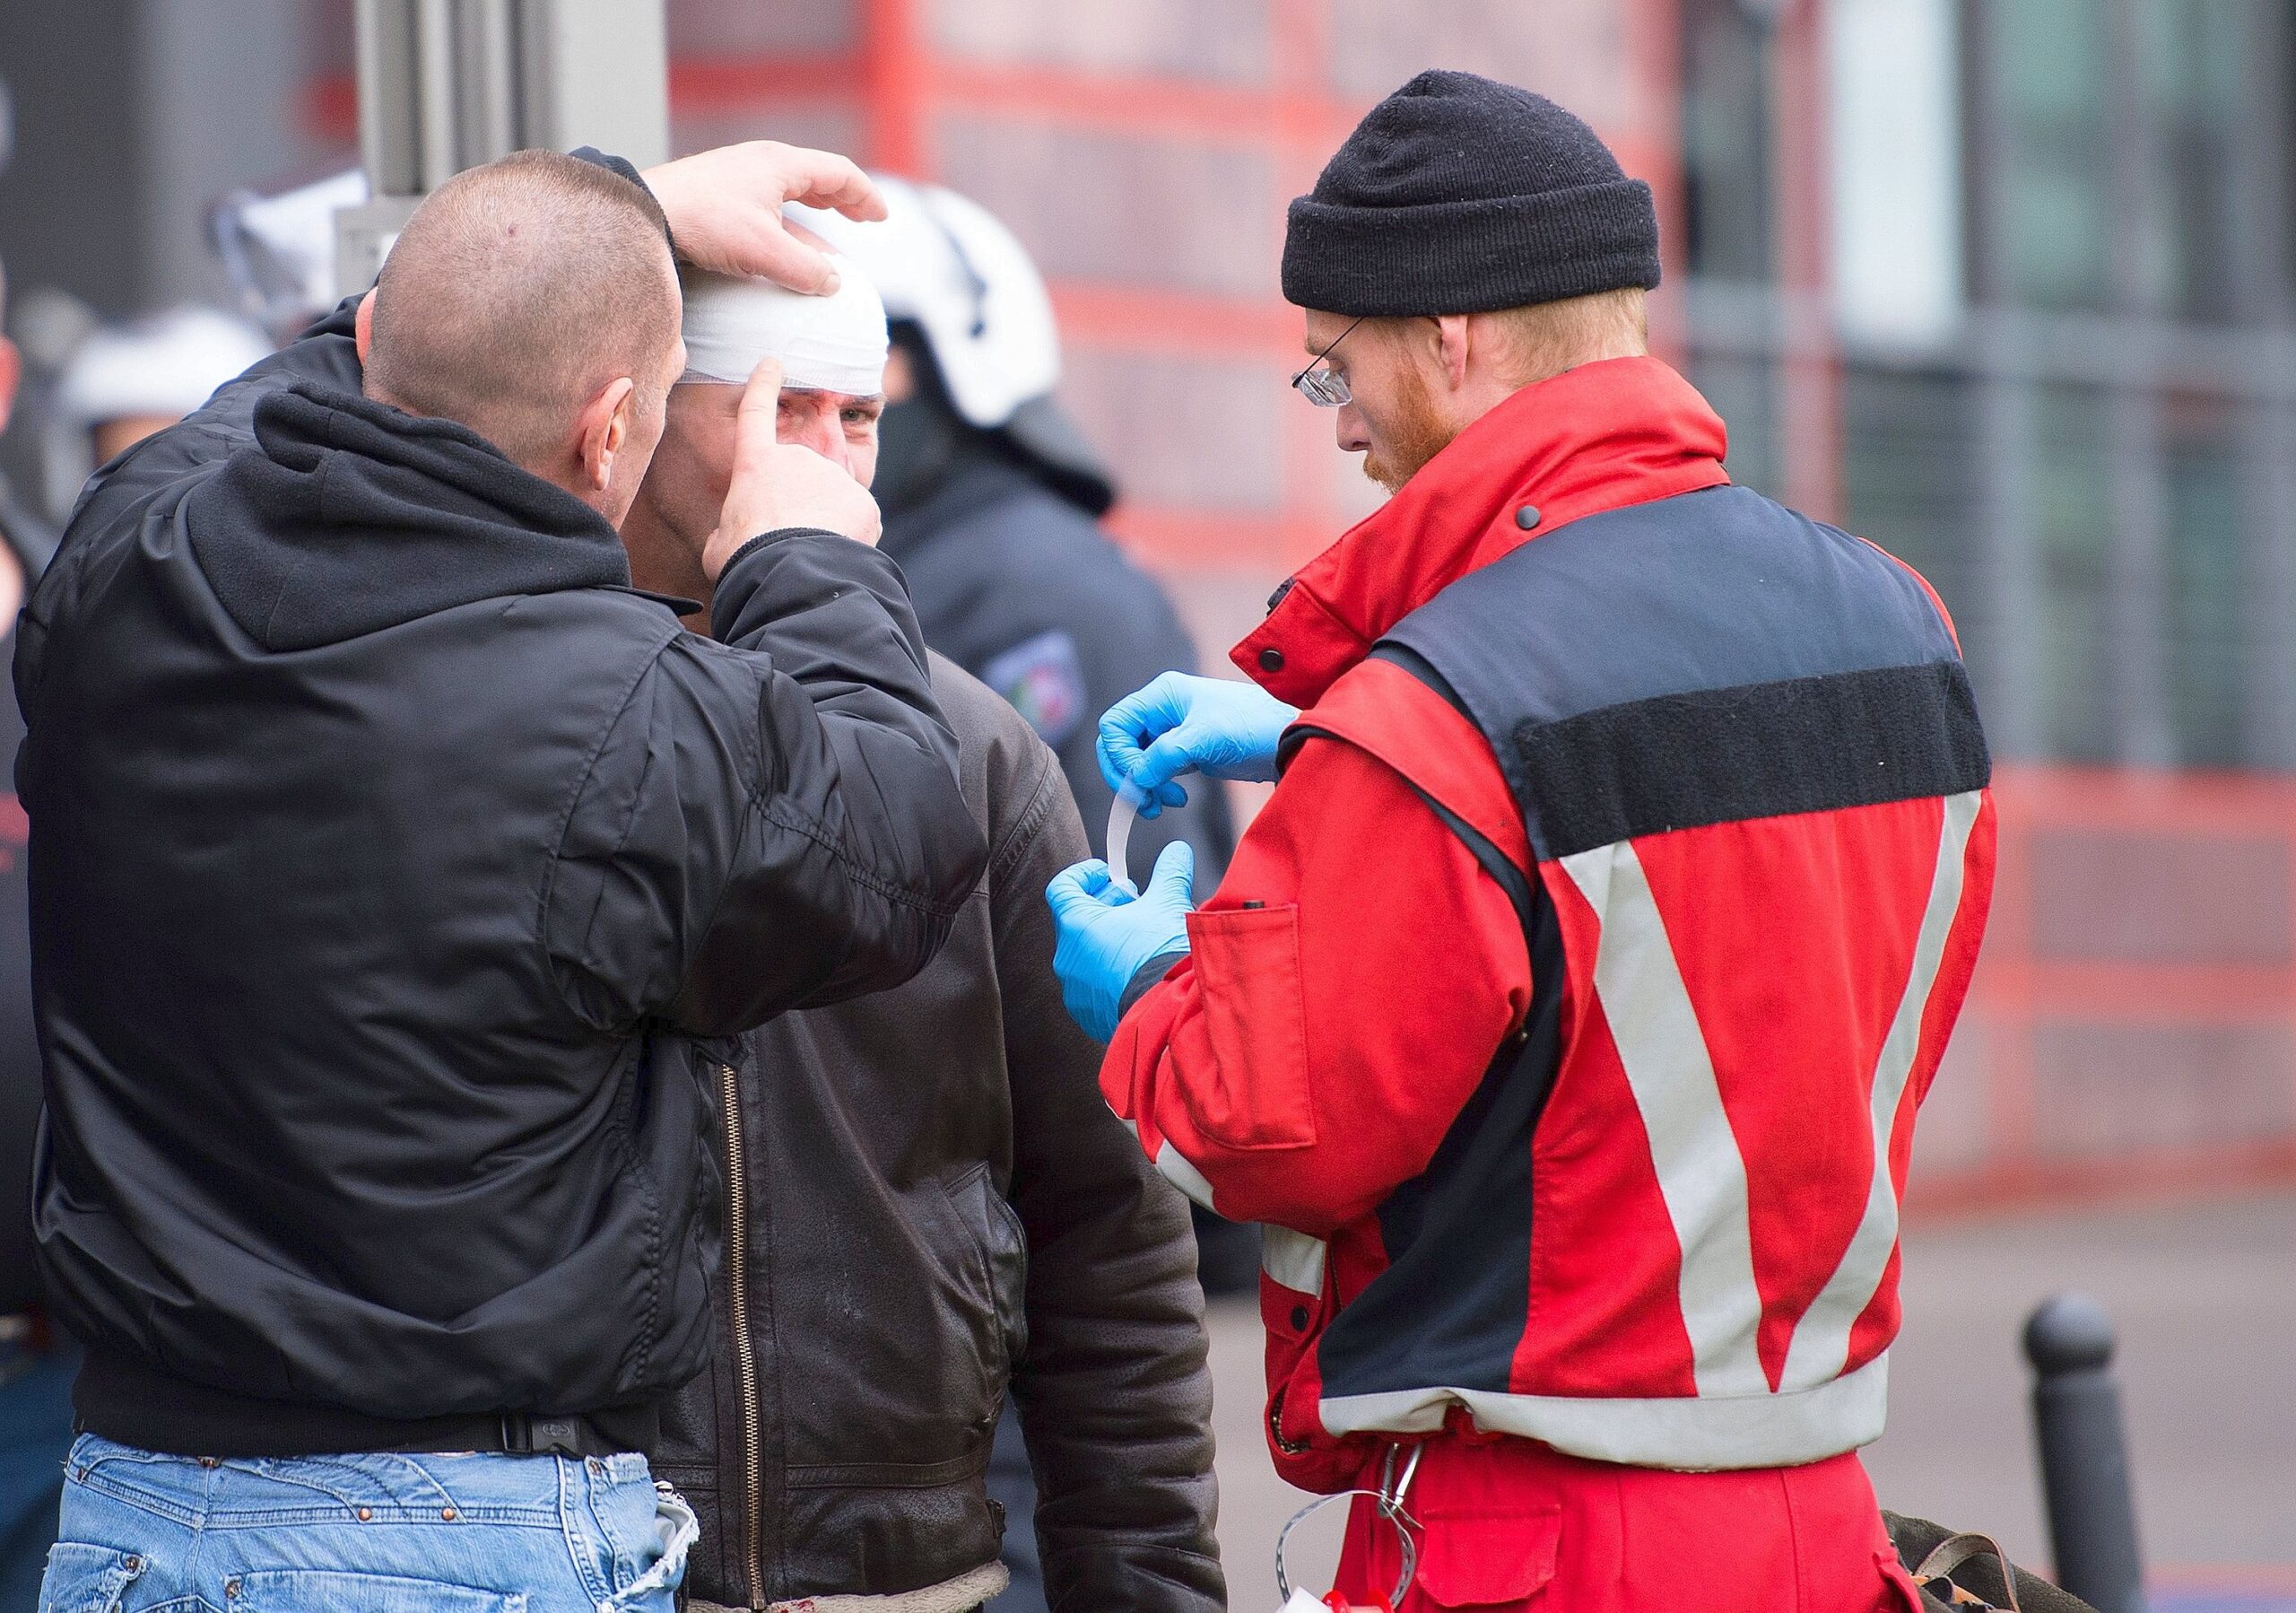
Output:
[13, 301, 986, 1453]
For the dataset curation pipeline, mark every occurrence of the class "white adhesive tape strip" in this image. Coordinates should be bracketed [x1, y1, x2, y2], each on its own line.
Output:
[1105, 780, 1147, 895]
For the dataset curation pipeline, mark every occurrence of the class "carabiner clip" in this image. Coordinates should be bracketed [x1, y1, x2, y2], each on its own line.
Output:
[1377, 1443, 1423, 1518]
[1274, 1443, 1424, 1613]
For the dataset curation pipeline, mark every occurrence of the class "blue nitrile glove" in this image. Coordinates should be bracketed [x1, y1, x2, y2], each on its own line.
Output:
[1097, 671, 1300, 818]
[1045, 841, 1196, 1042]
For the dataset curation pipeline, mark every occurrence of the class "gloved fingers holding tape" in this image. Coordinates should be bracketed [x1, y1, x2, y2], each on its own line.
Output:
[1045, 841, 1196, 1042]
[1097, 671, 1299, 817]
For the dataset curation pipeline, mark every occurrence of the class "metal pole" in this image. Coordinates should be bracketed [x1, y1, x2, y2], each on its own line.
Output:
[354, 0, 421, 196]
[2024, 1293, 2147, 1613]
[1963, 0, 2045, 757]
[337, 0, 666, 298]
[455, 0, 522, 171]
[2101, 0, 2173, 769]
[413, 0, 460, 190]
[1768, 0, 1842, 525]
[2230, 0, 2296, 769]
[515, 0, 669, 168]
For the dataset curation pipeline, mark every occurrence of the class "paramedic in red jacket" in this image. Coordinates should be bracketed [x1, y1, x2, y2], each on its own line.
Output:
[1045, 71, 1994, 1613]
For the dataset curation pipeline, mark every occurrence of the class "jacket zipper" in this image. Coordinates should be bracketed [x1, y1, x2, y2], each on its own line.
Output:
[720, 1060, 767, 1610]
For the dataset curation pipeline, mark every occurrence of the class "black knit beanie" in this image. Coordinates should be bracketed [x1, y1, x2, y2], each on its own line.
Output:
[1283, 69, 1661, 317]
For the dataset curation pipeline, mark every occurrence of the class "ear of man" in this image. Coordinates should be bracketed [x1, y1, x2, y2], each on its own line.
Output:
[576, 378, 639, 495]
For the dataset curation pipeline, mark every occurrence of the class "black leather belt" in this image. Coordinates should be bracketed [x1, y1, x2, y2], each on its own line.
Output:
[381, 1411, 635, 1459]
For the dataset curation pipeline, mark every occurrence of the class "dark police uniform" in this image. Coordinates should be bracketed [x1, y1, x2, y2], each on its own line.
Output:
[883, 453, 1236, 892]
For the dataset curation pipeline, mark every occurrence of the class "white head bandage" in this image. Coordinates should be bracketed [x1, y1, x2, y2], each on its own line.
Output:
[677, 250, 889, 396]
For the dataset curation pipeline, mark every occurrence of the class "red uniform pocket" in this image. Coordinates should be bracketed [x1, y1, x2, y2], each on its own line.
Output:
[1186, 902, 1317, 1150]
[1413, 1506, 1562, 1609]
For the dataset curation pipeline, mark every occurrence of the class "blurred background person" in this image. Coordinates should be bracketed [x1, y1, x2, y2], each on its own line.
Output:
[810, 179, 1263, 1313]
[40, 306, 269, 523]
[0, 252, 61, 1613]
[806, 180, 1236, 882]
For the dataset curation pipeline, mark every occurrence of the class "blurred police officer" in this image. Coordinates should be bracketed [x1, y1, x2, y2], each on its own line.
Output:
[41, 306, 269, 522]
[808, 185, 1259, 1340]
[804, 182, 1253, 1612]
[806, 179, 1235, 889]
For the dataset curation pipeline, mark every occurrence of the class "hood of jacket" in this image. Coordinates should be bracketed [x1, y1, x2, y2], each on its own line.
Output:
[1234, 355, 1731, 707]
[185, 379, 638, 652]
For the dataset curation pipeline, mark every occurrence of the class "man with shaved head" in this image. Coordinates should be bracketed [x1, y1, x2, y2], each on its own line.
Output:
[363, 150, 687, 485]
[21, 143, 985, 1612]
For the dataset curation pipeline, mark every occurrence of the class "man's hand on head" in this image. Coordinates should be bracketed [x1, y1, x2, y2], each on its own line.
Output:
[643, 142, 886, 295]
[703, 357, 882, 580]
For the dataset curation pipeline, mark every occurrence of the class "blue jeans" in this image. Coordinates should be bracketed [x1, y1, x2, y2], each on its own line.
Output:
[38, 1434, 694, 1612]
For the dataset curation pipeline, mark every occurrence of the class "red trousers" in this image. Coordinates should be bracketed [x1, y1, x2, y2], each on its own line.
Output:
[1333, 1435, 1924, 1613]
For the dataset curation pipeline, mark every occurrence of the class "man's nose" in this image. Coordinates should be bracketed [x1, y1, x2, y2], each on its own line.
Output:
[1335, 403, 1371, 455]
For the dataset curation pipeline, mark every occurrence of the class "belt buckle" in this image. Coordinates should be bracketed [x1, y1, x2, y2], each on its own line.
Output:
[529, 1416, 587, 1457]
[500, 1412, 588, 1457]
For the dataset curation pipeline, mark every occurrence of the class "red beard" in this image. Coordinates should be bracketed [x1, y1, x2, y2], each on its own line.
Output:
[1361, 362, 1457, 493]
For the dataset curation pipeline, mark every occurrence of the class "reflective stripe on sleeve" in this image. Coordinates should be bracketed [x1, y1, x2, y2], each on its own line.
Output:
[1153, 1140, 1219, 1212]
[1261, 1225, 1328, 1295]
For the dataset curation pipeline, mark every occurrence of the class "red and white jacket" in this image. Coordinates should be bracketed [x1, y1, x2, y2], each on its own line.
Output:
[1103, 357, 1996, 1482]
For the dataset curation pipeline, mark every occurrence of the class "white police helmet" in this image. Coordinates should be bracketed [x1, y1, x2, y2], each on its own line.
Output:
[46, 307, 272, 519]
[793, 176, 1059, 432]
[211, 168, 370, 343]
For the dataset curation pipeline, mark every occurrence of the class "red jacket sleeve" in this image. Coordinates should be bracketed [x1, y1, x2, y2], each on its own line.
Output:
[1102, 728, 1533, 1234]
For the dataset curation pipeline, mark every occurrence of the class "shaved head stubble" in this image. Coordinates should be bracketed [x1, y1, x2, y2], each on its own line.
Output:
[362, 151, 683, 491]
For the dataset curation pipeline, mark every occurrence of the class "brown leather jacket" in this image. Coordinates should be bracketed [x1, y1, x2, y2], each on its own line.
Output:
[653, 655, 1222, 1613]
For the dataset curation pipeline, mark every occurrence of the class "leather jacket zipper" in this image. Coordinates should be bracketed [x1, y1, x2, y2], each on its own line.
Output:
[721, 1060, 767, 1610]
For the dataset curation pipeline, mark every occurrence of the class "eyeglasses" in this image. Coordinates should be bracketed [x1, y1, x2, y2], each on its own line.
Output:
[1290, 317, 1364, 407]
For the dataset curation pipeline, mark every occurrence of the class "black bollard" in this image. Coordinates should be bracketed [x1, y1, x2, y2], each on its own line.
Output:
[2023, 1293, 2146, 1613]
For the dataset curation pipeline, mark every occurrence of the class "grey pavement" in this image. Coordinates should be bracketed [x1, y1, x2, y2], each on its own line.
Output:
[1203, 1193, 2296, 1607]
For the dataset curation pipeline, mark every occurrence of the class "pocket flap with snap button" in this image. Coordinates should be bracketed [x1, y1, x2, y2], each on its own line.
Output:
[1413, 1506, 1561, 1609]
[1186, 903, 1316, 1150]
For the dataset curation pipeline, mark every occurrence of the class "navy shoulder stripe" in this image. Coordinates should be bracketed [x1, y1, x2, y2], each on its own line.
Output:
[1385, 484, 1961, 728]
[1380, 484, 1989, 860]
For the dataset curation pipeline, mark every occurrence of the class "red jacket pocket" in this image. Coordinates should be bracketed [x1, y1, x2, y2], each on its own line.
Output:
[1185, 903, 1317, 1150]
[1413, 1506, 1561, 1609]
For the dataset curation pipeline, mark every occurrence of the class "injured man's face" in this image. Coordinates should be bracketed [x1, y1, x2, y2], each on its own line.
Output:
[623, 252, 889, 607]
